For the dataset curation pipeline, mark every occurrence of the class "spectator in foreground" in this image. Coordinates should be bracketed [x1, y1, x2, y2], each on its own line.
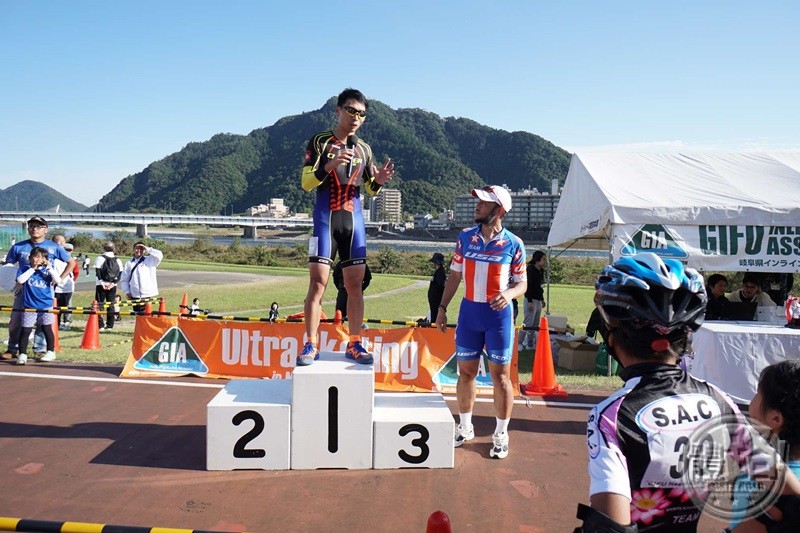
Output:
[2, 216, 74, 361]
[729, 360, 800, 531]
[578, 252, 799, 532]
[14, 246, 58, 365]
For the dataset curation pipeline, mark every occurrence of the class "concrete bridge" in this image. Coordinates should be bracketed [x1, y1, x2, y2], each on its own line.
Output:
[0, 212, 388, 238]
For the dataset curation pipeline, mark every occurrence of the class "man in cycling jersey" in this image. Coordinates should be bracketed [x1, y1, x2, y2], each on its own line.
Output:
[577, 252, 800, 532]
[298, 88, 394, 366]
[435, 185, 527, 459]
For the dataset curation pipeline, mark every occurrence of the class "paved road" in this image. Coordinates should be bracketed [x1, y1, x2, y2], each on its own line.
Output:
[73, 270, 289, 292]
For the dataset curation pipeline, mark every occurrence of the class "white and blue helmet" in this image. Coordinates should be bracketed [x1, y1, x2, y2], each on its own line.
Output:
[594, 252, 707, 337]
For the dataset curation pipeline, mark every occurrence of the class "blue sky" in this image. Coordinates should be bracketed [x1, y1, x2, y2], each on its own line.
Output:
[1, 1, 798, 206]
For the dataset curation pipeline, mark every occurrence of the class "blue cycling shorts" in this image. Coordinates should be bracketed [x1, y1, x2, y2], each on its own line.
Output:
[455, 299, 514, 365]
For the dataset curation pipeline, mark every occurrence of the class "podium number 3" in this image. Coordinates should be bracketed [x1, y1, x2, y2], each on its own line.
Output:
[398, 423, 430, 464]
[232, 410, 266, 458]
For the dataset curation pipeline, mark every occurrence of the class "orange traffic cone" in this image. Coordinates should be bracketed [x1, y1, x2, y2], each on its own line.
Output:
[426, 510, 452, 533]
[334, 309, 343, 325]
[51, 298, 61, 351]
[180, 293, 188, 316]
[520, 316, 567, 397]
[80, 300, 101, 350]
[144, 301, 153, 316]
[158, 297, 167, 315]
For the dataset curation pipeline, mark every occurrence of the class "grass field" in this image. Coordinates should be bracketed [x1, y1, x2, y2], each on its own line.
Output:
[0, 263, 622, 391]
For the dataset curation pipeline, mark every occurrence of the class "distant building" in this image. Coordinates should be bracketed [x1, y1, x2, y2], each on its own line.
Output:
[373, 188, 402, 222]
[415, 210, 452, 230]
[247, 198, 289, 218]
[452, 185, 559, 229]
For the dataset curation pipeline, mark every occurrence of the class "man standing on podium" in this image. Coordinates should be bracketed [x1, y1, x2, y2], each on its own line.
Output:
[435, 186, 527, 459]
[298, 88, 395, 367]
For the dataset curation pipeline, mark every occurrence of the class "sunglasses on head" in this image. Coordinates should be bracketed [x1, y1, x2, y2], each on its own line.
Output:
[342, 105, 367, 119]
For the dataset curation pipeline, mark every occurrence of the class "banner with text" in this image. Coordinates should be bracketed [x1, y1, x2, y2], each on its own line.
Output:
[614, 223, 800, 272]
[120, 317, 519, 395]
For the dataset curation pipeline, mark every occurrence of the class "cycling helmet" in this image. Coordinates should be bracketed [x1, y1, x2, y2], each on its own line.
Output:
[594, 252, 707, 339]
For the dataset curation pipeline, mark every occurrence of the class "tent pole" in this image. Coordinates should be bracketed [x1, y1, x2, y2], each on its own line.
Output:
[545, 247, 551, 314]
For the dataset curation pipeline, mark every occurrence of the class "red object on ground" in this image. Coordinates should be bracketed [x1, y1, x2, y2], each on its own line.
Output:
[158, 297, 166, 314]
[180, 292, 188, 315]
[144, 302, 153, 316]
[334, 309, 343, 325]
[426, 510, 452, 533]
[520, 316, 568, 397]
[79, 300, 101, 350]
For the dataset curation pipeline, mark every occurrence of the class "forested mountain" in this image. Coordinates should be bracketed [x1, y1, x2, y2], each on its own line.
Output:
[0, 180, 88, 212]
[101, 98, 571, 215]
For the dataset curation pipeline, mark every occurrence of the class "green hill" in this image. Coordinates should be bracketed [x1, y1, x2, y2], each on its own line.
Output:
[101, 98, 571, 215]
[0, 180, 88, 212]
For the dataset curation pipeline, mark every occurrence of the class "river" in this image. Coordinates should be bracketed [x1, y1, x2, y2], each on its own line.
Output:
[0, 224, 607, 258]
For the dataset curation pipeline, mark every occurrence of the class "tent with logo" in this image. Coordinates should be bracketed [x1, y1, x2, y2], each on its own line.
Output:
[547, 152, 800, 273]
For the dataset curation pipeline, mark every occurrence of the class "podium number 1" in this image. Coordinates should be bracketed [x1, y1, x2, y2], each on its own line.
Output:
[328, 386, 338, 453]
[232, 410, 266, 458]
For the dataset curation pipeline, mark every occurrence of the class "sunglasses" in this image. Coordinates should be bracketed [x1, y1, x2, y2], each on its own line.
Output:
[27, 225, 46, 230]
[342, 105, 367, 119]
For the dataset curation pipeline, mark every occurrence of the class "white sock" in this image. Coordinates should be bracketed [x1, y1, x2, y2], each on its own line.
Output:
[459, 412, 473, 428]
[495, 417, 510, 435]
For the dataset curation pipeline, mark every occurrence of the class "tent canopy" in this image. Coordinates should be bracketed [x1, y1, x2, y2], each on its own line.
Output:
[547, 152, 800, 272]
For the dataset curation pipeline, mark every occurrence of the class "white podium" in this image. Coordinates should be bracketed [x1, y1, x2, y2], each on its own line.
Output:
[291, 352, 374, 470]
[206, 351, 455, 471]
[373, 392, 454, 469]
[207, 379, 291, 470]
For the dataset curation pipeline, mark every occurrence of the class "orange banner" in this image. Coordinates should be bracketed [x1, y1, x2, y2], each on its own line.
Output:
[121, 316, 519, 394]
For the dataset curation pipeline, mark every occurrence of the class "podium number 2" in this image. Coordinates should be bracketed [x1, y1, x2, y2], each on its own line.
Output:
[232, 410, 266, 458]
[398, 423, 430, 464]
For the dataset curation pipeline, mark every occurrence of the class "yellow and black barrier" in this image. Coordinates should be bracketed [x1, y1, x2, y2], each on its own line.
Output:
[0, 307, 555, 333]
[0, 515, 241, 533]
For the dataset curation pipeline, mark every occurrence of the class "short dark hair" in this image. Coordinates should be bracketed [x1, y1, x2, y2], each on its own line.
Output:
[531, 250, 545, 264]
[757, 360, 800, 447]
[707, 274, 727, 287]
[742, 272, 762, 285]
[337, 88, 368, 109]
[133, 241, 146, 248]
[610, 326, 688, 363]
[29, 246, 48, 259]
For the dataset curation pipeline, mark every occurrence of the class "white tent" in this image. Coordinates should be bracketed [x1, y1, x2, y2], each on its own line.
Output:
[547, 152, 800, 272]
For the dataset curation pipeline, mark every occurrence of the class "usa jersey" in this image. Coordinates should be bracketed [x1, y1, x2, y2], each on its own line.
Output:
[450, 225, 526, 303]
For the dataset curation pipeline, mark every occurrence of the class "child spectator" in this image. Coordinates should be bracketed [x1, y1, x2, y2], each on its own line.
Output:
[268, 302, 279, 322]
[729, 360, 800, 531]
[189, 298, 201, 316]
[15, 247, 58, 365]
[113, 294, 122, 323]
